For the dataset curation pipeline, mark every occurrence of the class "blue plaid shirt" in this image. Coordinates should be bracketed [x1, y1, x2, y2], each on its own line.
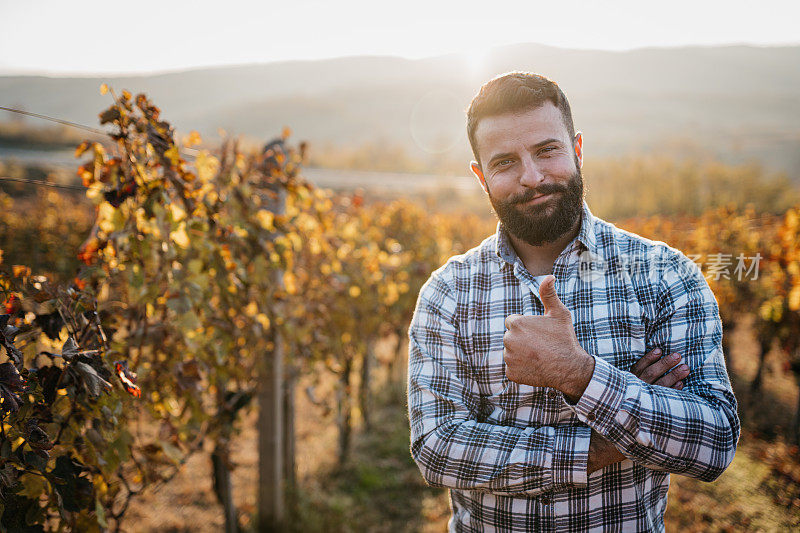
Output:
[407, 201, 739, 532]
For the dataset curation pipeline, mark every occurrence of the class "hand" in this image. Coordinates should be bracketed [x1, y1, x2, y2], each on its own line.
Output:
[503, 275, 594, 402]
[629, 348, 690, 390]
[588, 429, 624, 474]
[588, 347, 689, 473]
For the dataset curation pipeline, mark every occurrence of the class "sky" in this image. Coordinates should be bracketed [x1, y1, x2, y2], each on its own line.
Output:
[1, 0, 798, 76]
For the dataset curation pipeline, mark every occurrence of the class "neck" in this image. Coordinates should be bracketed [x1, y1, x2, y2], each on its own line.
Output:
[507, 215, 581, 277]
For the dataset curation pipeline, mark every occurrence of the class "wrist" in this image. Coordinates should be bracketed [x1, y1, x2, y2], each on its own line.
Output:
[561, 349, 595, 404]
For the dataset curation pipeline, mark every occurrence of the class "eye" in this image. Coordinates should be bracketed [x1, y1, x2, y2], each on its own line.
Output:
[498, 158, 514, 167]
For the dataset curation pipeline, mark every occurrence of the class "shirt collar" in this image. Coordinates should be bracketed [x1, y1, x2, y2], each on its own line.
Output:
[493, 200, 598, 267]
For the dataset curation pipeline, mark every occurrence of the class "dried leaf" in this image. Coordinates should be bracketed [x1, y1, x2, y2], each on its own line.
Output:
[59, 337, 79, 362]
[0, 322, 23, 365]
[74, 362, 111, 397]
[11, 265, 30, 278]
[114, 361, 141, 398]
[25, 419, 53, 452]
[98, 106, 121, 125]
[0, 362, 24, 413]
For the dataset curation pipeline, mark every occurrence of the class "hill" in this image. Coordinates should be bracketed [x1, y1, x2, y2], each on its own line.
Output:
[2, 44, 798, 176]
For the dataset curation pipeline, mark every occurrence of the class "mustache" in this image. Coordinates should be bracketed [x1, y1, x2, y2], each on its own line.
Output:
[508, 183, 567, 205]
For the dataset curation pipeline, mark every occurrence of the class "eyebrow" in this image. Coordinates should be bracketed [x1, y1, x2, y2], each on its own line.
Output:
[487, 138, 563, 167]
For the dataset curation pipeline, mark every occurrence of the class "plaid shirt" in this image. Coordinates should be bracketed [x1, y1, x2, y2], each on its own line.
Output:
[407, 201, 739, 532]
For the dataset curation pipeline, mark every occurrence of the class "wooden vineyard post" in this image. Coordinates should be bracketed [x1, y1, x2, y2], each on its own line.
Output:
[258, 183, 287, 531]
[283, 364, 298, 508]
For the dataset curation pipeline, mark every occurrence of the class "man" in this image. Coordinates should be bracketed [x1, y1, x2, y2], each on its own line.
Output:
[407, 72, 739, 532]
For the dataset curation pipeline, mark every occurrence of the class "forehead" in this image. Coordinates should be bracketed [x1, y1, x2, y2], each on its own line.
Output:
[473, 102, 571, 161]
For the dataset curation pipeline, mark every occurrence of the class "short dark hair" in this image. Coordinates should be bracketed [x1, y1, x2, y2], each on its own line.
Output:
[467, 72, 576, 165]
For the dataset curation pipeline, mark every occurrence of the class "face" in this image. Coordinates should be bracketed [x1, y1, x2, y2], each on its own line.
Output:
[471, 103, 584, 247]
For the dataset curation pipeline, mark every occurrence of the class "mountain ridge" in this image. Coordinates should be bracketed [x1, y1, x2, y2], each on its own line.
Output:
[2, 43, 798, 175]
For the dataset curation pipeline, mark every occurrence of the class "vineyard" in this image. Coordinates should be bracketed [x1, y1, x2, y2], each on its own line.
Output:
[1, 90, 799, 531]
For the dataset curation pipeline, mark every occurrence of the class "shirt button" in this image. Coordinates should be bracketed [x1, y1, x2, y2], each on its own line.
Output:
[548, 389, 559, 399]
[540, 496, 551, 505]
[587, 412, 596, 422]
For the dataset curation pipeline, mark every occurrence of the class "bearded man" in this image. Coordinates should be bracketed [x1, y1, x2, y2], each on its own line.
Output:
[407, 72, 739, 532]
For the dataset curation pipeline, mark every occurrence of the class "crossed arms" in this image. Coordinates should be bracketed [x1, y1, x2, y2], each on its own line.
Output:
[407, 265, 740, 497]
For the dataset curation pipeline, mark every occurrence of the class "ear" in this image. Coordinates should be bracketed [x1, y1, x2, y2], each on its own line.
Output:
[573, 131, 583, 169]
[471, 161, 488, 193]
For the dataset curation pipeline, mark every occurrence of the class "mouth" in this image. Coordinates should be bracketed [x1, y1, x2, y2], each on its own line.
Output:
[520, 191, 556, 205]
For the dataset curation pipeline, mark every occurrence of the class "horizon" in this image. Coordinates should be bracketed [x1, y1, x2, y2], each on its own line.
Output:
[2, 0, 799, 77]
[1, 41, 798, 79]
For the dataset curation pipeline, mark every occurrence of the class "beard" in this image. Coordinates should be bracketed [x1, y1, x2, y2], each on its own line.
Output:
[488, 168, 584, 247]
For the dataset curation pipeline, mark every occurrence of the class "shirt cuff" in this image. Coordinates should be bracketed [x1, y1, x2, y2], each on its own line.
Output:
[568, 355, 629, 435]
[551, 425, 592, 489]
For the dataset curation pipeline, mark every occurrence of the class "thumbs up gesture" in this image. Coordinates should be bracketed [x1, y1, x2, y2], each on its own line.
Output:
[503, 275, 595, 403]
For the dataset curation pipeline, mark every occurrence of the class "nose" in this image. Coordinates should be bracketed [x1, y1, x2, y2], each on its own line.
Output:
[519, 156, 545, 187]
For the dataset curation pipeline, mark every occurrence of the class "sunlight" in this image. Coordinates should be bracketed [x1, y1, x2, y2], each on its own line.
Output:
[460, 46, 492, 80]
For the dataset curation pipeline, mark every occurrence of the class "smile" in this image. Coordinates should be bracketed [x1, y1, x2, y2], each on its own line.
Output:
[521, 192, 555, 205]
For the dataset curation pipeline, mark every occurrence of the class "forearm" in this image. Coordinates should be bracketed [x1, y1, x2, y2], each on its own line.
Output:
[558, 357, 627, 475]
[571, 354, 739, 481]
[411, 417, 591, 496]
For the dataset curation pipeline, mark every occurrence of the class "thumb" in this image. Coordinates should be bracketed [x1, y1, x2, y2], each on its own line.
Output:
[539, 275, 569, 318]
